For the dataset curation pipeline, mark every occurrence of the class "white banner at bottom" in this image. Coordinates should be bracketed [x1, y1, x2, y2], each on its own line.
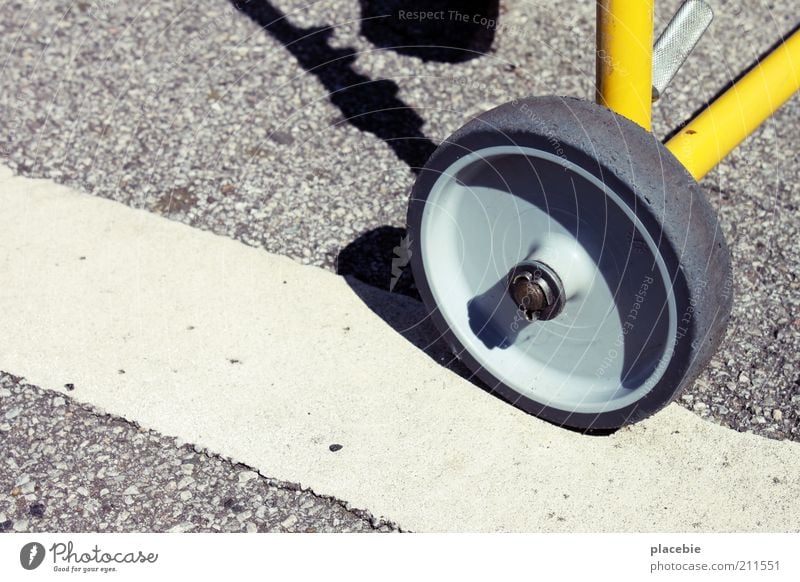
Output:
[1, 533, 797, 581]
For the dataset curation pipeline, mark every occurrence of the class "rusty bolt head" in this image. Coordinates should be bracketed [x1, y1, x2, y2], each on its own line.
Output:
[510, 273, 549, 321]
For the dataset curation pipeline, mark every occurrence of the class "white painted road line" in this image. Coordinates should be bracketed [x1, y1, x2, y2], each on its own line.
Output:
[1, 164, 799, 532]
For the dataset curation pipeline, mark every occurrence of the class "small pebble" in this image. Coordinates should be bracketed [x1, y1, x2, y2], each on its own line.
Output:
[281, 514, 298, 528]
[4, 408, 21, 420]
[177, 476, 195, 489]
[238, 471, 257, 484]
[329, 444, 343, 452]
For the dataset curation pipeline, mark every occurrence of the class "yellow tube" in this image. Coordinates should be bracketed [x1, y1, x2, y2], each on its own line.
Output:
[596, 0, 655, 131]
[667, 29, 800, 180]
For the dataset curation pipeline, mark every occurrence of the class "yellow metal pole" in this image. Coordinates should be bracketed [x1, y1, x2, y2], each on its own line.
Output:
[596, 0, 655, 131]
[667, 29, 800, 181]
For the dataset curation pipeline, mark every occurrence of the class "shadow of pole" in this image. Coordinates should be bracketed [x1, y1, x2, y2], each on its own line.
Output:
[232, 0, 437, 170]
[359, 0, 499, 63]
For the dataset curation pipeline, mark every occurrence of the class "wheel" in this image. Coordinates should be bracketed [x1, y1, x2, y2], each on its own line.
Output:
[407, 96, 733, 430]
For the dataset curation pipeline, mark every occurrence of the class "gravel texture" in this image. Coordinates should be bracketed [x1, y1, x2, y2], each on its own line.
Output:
[0, 373, 398, 533]
[0, 0, 798, 529]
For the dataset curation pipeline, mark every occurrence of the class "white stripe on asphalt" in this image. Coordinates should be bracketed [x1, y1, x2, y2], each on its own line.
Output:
[1, 164, 798, 532]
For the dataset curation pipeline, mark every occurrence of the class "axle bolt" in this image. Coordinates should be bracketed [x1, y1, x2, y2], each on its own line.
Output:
[510, 274, 548, 321]
[507, 260, 566, 323]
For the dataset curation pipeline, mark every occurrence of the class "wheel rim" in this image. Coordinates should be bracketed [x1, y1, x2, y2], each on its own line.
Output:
[418, 145, 678, 414]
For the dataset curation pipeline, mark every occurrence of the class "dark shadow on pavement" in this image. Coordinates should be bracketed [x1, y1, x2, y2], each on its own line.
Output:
[232, 0, 438, 170]
[344, 275, 475, 379]
[360, 0, 500, 63]
[335, 225, 419, 299]
[336, 226, 475, 379]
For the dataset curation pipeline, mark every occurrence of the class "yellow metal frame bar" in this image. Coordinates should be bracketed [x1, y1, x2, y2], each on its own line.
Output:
[666, 28, 800, 180]
[596, 0, 655, 131]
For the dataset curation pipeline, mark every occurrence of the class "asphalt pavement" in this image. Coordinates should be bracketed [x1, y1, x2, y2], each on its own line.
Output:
[0, 374, 397, 533]
[0, 0, 798, 531]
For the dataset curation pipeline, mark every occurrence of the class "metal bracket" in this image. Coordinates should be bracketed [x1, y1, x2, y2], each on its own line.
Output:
[652, 0, 714, 101]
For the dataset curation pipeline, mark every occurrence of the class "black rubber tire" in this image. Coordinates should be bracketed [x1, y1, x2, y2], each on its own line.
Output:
[407, 96, 733, 430]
